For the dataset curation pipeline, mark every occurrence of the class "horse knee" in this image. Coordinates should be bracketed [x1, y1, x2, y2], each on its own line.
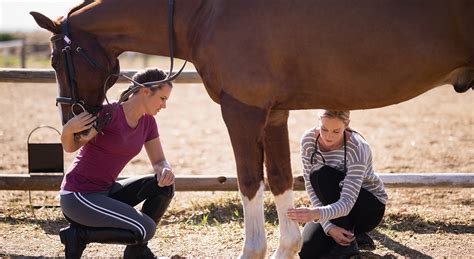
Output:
[267, 171, 293, 196]
[239, 177, 264, 200]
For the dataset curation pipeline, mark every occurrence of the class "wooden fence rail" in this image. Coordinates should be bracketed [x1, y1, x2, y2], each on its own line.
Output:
[0, 68, 201, 84]
[0, 173, 472, 191]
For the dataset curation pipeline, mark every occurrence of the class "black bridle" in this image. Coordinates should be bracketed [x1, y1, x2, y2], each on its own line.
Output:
[55, 25, 111, 116]
[56, 0, 187, 133]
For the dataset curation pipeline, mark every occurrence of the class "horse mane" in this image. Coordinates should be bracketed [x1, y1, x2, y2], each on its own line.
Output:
[67, 0, 95, 17]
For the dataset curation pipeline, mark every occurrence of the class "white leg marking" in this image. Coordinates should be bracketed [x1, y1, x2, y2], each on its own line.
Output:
[238, 181, 266, 259]
[271, 189, 302, 259]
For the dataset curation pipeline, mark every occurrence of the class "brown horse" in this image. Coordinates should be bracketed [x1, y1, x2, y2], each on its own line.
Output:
[32, 0, 473, 258]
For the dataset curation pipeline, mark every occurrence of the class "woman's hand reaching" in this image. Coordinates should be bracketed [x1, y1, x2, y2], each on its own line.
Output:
[287, 207, 320, 223]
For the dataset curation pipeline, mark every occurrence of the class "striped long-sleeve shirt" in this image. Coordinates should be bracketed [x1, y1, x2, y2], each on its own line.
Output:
[301, 127, 388, 234]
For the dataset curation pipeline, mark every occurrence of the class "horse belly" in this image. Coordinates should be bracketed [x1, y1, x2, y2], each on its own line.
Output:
[196, 0, 472, 109]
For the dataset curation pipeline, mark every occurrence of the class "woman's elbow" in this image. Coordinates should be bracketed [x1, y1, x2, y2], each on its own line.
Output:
[63, 147, 76, 153]
[339, 199, 355, 216]
[62, 144, 79, 153]
[341, 209, 351, 217]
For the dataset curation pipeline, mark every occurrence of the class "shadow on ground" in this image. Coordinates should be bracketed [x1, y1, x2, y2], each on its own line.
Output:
[381, 213, 474, 234]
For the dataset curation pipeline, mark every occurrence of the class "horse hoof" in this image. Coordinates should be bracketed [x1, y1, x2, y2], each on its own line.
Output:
[271, 248, 299, 259]
[238, 245, 266, 259]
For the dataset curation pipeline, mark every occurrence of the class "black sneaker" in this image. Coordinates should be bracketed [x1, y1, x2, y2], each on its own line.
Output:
[124, 242, 157, 259]
[356, 232, 376, 250]
[59, 225, 87, 259]
[322, 241, 360, 259]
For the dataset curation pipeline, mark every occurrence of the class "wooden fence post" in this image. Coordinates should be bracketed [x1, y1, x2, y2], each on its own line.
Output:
[20, 39, 26, 68]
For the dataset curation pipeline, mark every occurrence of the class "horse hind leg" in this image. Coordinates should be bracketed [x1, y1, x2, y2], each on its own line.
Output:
[220, 91, 267, 259]
[264, 110, 302, 259]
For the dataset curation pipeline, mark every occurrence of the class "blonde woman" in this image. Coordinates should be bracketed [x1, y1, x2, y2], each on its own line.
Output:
[288, 110, 388, 258]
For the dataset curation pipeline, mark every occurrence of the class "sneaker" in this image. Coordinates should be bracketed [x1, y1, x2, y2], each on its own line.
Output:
[322, 241, 360, 259]
[124, 242, 157, 259]
[59, 225, 87, 259]
[356, 232, 376, 250]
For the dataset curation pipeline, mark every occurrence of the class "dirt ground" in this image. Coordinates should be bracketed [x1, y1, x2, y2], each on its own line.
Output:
[0, 67, 473, 257]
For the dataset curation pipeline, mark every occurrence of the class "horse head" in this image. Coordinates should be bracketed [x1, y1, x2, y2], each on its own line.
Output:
[30, 11, 120, 127]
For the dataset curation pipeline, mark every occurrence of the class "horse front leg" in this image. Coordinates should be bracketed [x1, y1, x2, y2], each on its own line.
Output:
[264, 110, 302, 259]
[221, 92, 268, 259]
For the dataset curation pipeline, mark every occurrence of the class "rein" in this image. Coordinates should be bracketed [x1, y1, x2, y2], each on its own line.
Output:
[56, 0, 187, 134]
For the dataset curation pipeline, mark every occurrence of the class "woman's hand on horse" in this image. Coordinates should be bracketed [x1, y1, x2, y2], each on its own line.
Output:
[287, 207, 320, 223]
[156, 167, 175, 187]
[63, 112, 97, 135]
[328, 226, 355, 246]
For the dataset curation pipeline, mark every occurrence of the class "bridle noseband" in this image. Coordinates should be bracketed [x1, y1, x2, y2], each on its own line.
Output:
[55, 0, 186, 135]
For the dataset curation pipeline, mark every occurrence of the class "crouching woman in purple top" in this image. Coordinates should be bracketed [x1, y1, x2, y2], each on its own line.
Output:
[59, 68, 175, 259]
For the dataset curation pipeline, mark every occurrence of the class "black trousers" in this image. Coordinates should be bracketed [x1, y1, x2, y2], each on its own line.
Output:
[299, 167, 385, 258]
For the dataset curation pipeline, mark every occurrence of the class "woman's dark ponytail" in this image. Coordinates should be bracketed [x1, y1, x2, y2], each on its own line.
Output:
[118, 68, 172, 101]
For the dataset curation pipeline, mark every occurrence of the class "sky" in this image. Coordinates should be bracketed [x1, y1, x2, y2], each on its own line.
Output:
[0, 0, 81, 32]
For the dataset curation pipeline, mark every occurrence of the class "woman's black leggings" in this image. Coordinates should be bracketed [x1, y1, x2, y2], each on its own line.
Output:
[299, 168, 385, 258]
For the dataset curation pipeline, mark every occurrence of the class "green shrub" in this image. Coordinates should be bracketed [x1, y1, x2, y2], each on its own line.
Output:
[0, 33, 16, 41]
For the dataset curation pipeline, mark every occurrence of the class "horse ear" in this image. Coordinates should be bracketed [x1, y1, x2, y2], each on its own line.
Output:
[30, 12, 61, 34]
[69, 0, 95, 14]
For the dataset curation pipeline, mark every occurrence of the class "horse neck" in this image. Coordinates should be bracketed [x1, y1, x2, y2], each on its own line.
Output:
[69, 0, 205, 61]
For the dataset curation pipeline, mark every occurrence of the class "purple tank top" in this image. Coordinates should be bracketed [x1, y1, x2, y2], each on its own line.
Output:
[61, 103, 159, 193]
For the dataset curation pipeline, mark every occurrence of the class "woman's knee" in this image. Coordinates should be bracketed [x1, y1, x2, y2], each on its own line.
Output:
[141, 217, 157, 242]
[299, 222, 332, 258]
[159, 183, 175, 198]
[137, 179, 175, 201]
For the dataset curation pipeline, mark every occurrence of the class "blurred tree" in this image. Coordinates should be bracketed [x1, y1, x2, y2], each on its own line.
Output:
[0, 33, 16, 41]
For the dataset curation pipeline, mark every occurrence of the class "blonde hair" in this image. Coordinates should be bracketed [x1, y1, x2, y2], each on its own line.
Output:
[319, 110, 350, 126]
[319, 110, 365, 137]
